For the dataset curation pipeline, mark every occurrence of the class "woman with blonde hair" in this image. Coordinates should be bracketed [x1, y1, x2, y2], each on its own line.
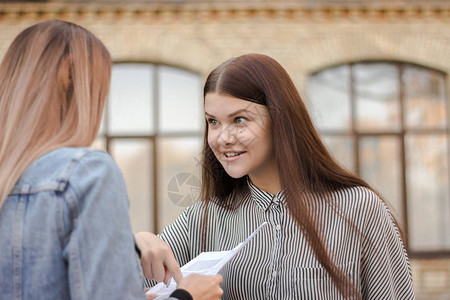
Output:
[0, 20, 222, 300]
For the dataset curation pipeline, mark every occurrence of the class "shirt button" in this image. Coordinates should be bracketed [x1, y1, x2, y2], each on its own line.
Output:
[272, 271, 277, 278]
[275, 224, 281, 231]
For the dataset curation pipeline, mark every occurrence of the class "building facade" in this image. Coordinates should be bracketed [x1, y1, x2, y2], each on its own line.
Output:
[0, 0, 449, 298]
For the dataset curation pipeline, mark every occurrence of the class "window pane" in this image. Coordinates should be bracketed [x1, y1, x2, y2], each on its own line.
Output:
[322, 135, 354, 172]
[406, 134, 450, 251]
[110, 139, 154, 233]
[354, 63, 401, 132]
[157, 137, 202, 232]
[159, 66, 202, 133]
[109, 64, 154, 135]
[359, 136, 403, 225]
[403, 65, 447, 130]
[308, 65, 351, 131]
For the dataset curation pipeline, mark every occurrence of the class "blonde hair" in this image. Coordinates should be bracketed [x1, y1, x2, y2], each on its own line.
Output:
[0, 20, 111, 208]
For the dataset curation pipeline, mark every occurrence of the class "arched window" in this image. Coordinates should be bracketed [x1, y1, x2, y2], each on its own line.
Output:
[95, 63, 203, 233]
[308, 62, 449, 256]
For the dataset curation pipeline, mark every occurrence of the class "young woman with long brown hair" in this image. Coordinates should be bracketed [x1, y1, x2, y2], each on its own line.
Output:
[138, 53, 414, 299]
[0, 20, 222, 300]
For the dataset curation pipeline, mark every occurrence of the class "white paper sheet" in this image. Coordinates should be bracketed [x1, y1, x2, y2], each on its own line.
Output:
[147, 222, 268, 299]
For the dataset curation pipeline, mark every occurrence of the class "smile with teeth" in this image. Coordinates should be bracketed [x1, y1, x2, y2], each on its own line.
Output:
[224, 151, 246, 158]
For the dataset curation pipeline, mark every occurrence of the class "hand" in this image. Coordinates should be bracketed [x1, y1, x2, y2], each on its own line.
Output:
[145, 293, 157, 300]
[144, 287, 157, 300]
[135, 231, 182, 284]
[177, 274, 223, 300]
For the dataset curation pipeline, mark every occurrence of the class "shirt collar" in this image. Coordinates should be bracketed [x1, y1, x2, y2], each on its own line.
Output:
[247, 178, 284, 211]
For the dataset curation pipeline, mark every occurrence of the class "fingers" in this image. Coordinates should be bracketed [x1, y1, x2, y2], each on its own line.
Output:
[146, 293, 157, 300]
[213, 274, 223, 285]
[165, 258, 183, 284]
[134, 231, 182, 283]
[151, 260, 166, 283]
[163, 273, 171, 286]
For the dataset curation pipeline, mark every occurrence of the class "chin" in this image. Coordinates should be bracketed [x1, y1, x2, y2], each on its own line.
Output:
[224, 169, 247, 179]
[226, 173, 245, 179]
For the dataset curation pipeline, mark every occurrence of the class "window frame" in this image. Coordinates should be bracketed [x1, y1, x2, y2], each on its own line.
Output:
[100, 61, 203, 233]
[309, 60, 450, 258]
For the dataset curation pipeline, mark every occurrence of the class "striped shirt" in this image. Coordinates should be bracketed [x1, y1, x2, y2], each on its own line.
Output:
[148, 181, 414, 299]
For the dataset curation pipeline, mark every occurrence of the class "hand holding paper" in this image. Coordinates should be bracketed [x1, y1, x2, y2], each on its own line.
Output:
[147, 222, 268, 299]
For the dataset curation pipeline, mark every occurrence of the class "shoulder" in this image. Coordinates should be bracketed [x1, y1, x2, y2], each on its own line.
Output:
[348, 186, 390, 215]
[342, 186, 399, 234]
[11, 147, 118, 195]
[179, 200, 211, 222]
[174, 195, 240, 227]
[333, 185, 379, 201]
[183, 193, 247, 216]
[329, 186, 394, 229]
[331, 186, 384, 211]
[178, 193, 251, 232]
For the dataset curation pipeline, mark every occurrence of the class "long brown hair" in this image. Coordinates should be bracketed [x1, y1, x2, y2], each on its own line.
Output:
[201, 53, 390, 298]
[0, 20, 111, 208]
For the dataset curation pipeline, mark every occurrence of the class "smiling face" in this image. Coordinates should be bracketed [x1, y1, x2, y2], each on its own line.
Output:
[205, 93, 281, 193]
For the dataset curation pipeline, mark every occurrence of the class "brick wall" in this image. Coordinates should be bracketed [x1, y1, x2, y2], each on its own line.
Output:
[411, 259, 450, 299]
[0, 1, 449, 298]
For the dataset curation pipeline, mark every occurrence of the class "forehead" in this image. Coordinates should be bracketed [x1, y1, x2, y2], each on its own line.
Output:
[204, 93, 265, 116]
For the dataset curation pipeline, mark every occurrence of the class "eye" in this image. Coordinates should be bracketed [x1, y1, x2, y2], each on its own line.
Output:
[234, 117, 247, 125]
[207, 118, 219, 126]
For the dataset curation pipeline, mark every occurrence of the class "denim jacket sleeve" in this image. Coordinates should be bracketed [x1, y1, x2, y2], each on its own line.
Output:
[62, 151, 145, 300]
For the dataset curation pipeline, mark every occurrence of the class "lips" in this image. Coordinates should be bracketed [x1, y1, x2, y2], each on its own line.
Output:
[221, 151, 247, 161]
[224, 151, 246, 158]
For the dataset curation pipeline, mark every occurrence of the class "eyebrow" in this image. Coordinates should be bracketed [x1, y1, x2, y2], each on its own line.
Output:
[205, 109, 251, 118]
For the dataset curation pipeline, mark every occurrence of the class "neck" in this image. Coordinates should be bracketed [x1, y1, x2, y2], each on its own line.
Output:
[249, 173, 282, 195]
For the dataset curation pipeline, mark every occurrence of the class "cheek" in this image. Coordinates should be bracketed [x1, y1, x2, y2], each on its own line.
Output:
[254, 127, 274, 154]
[263, 134, 275, 160]
[236, 127, 257, 147]
[207, 131, 217, 150]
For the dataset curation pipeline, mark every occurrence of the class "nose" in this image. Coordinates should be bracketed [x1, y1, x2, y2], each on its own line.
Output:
[218, 125, 237, 145]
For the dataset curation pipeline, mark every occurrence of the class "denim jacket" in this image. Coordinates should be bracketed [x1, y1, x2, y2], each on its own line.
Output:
[0, 147, 146, 300]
